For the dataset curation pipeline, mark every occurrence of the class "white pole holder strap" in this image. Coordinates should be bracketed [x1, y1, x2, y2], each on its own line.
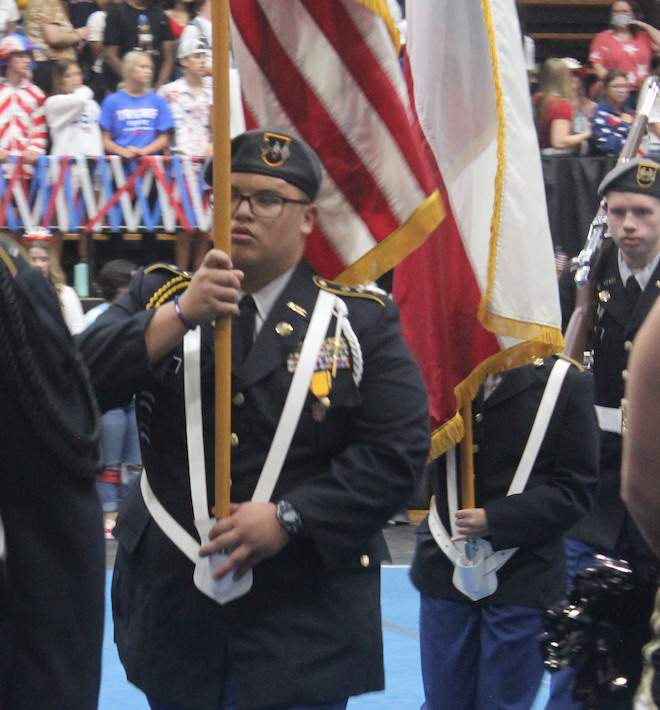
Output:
[140, 288, 343, 604]
[430, 358, 571, 601]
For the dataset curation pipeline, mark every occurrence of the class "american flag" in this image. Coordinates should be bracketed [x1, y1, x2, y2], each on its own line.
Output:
[230, 0, 444, 285]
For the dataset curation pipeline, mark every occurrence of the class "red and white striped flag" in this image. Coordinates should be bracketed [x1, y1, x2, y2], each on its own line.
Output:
[229, 0, 444, 285]
[394, 0, 565, 458]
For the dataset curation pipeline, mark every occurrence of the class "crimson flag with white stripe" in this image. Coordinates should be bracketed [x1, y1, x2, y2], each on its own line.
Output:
[394, 0, 565, 458]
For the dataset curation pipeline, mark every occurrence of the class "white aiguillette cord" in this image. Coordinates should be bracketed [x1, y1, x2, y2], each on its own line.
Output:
[140, 289, 340, 601]
[430, 358, 572, 570]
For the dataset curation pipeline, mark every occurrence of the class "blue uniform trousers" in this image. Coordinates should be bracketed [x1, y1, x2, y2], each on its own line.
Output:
[420, 595, 545, 710]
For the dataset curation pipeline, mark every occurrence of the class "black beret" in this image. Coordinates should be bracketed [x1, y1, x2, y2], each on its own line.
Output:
[204, 129, 323, 201]
[598, 158, 660, 199]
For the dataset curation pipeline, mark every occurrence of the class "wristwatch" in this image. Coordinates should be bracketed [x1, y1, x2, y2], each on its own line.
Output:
[275, 500, 303, 537]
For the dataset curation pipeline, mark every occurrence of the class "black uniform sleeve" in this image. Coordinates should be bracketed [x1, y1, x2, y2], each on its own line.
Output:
[77, 268, 159, 412]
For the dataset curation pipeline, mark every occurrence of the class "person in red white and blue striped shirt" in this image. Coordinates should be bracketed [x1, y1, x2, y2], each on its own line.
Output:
[0, 34, 47, 177]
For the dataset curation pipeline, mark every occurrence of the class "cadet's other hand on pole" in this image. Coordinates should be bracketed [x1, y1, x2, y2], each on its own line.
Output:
[199, 502, 290, 580]
[452, 508, 489, 541]
[178, 249, 243, 327]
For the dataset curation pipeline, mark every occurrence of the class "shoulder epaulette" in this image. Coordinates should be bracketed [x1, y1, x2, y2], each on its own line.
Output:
[144, 263, 192, 310]
[0, 241, 19, 278]
[313, 275, 386, 307]
[555, 352, 584, 372]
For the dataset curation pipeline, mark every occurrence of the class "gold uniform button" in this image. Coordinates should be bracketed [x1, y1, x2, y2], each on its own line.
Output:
[473, 444, 479, 453]
[230, 433, 239, 447]
[622, 370, 629, 381]
[360, 554, 370, 568]
[232, 392, 245, 406]
[475, 412, 483, 423]
[599, 290, 611, 303]
[275, 322, 294, 336]
[624, 341, 633, 352]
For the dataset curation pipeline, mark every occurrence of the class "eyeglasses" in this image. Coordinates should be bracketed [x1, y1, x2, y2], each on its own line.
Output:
[230, 190, 310, 218]
[609, 83, 629, 90]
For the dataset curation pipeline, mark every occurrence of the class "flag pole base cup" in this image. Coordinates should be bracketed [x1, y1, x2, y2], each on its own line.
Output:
[452, 538, 498, 601]
[193, 518, 253, 604]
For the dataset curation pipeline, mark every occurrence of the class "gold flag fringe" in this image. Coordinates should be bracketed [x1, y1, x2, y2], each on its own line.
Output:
[428, 335, 564, 463]
[335, 189, 445, 287]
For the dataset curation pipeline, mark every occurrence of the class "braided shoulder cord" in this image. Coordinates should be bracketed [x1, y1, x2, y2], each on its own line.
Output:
[0, 262, 101, 480]
[333, 297, 363, 387]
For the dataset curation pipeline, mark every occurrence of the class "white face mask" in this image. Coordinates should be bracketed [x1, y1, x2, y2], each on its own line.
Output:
[612, 12, 633, 28]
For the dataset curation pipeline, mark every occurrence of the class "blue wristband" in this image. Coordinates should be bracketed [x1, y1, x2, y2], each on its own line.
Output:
[174, 295, 194, 331]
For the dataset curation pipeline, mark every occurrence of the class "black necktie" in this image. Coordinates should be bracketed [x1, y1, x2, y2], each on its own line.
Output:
[238, 295, 257, 360]
[625, 276, 642, 310]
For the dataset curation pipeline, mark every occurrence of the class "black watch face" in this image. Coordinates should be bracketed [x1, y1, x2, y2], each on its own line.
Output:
[278, 501, 301, 534]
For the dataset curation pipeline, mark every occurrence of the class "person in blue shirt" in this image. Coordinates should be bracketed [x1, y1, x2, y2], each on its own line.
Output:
[100, 50, 173, 160]
[591, 69, 634, 156]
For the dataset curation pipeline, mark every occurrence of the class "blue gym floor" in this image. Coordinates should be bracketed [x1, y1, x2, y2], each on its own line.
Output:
[98, 566, 550, 710]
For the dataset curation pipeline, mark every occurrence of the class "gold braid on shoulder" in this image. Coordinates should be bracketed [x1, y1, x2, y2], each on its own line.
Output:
[146, 275, 191, 310]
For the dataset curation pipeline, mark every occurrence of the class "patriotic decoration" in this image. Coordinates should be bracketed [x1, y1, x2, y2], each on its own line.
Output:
[0, 155, 211, 234]
[394, 0, 565, 458]
[229, 0, 444, 285]
[21, 226, 53, 245]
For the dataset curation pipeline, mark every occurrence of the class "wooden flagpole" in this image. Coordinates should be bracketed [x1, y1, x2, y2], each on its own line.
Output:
[459, 402, 475, 509]
[212, 0, 232, 518]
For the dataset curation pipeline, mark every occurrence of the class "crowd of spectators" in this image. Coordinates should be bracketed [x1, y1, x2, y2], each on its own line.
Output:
[531, 0, 660, 160]
[5, 0, 660, 264]
[0, 0, 214, 269]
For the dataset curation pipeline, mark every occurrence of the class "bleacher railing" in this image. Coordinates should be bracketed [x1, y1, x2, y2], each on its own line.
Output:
[0, 155, 211, 234]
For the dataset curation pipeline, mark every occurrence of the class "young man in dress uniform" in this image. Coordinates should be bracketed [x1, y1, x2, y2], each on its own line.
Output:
[411, 356, 599, 710]
[547, 158, 660, 710]
[80, 129, 431, 710]
[0, 236, 104, 710]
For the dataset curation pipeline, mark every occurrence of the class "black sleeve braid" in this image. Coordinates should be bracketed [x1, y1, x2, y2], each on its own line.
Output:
[0, 261, 102, 481]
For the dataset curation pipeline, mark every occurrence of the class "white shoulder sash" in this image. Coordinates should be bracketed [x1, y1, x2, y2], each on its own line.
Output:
[140, 288, 341, 604]
[430, 358, 571, 601]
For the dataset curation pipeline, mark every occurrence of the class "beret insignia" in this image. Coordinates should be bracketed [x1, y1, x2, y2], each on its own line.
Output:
[261, 133, 292, 168]
[638, 163, 658, 188]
